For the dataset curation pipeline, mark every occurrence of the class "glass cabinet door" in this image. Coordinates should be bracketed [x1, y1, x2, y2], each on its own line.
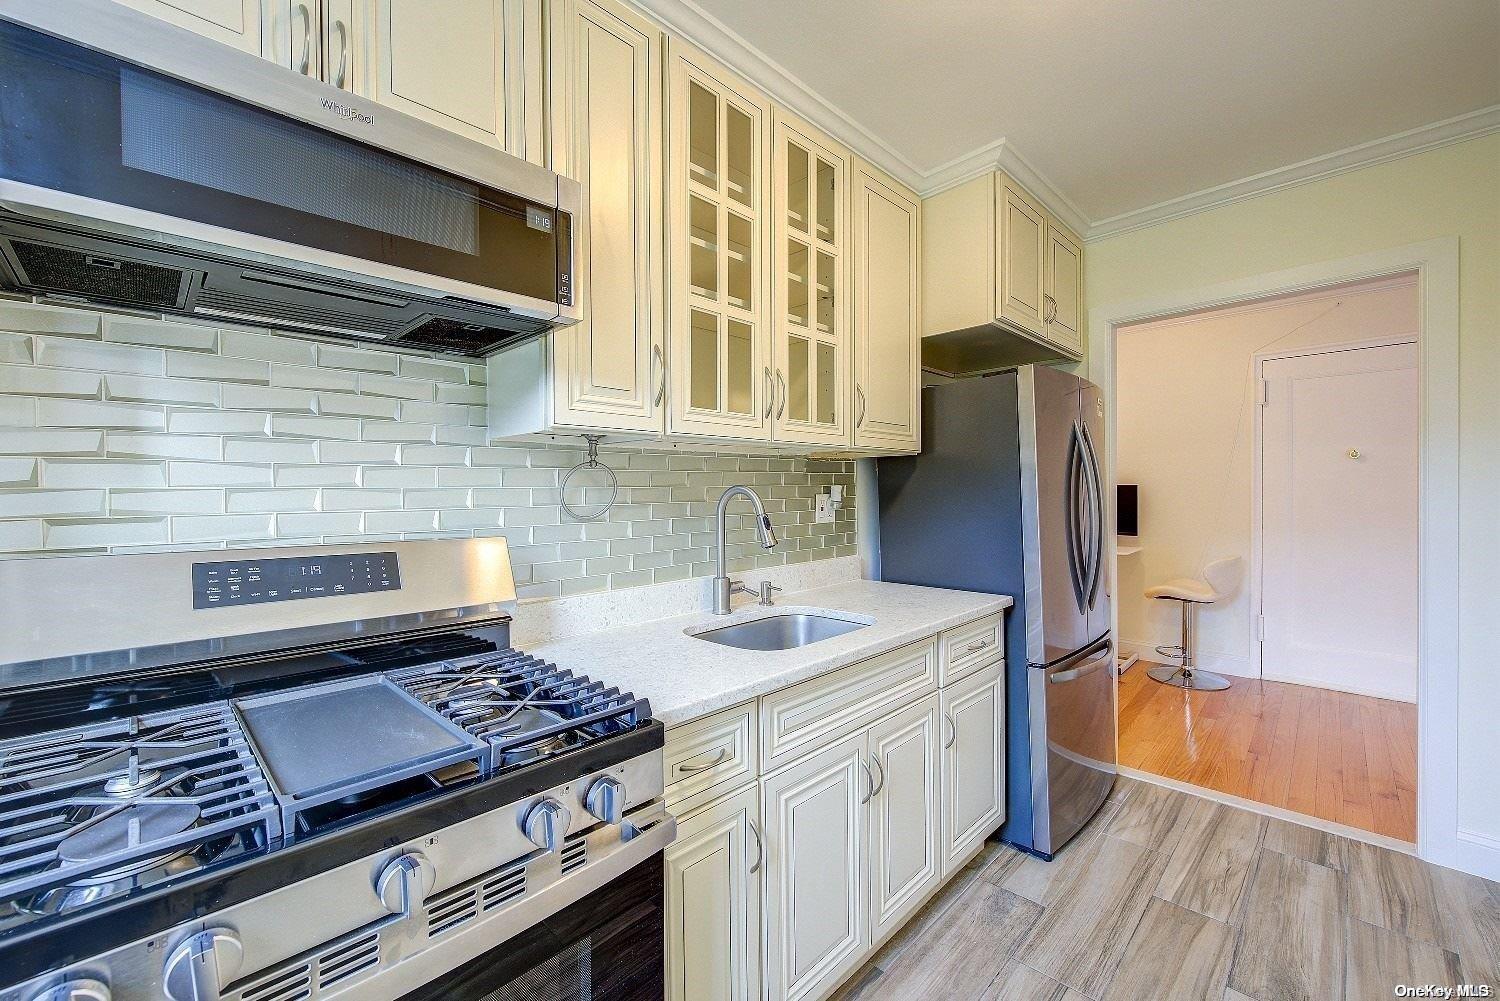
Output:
[772, 112, 848, 446]
[668, 41, 770, 439]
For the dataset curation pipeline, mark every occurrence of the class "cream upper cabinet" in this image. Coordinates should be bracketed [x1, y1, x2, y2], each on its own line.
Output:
[762, 731, 869, 1001]
[368, 0, 545, 163]
[112, 0, 264, 53]
[851, 160, 921, 453]
[866, 693, 942, 947]
[940, 662, 1005, 875]
[770, 109, 850, 448]
[665, 785, 763, 1001]
[1044, 218, 1084, 357]
[665, 38, 772, 441]
[922, 171, 1084, 368]
[997, 176, 1047, 337]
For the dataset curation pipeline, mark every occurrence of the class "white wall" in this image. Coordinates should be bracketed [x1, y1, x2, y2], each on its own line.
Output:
[1115, 277, 1418, 676]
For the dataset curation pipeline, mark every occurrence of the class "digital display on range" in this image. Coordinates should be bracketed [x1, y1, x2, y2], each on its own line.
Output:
[192, 552, 401, 609]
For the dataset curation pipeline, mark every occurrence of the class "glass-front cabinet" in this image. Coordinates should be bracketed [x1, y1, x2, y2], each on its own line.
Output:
[666, 38, 771, 441]
[770, 110, 850, 446]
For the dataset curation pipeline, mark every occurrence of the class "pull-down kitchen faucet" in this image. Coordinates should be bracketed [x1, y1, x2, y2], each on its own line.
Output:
[711, 485, 778, 614]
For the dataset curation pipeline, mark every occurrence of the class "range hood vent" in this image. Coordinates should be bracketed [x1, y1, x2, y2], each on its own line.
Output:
[0, 218, 545, 358]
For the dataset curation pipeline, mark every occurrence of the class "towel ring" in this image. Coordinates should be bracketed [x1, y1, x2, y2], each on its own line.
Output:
[559, 436, 618, 522]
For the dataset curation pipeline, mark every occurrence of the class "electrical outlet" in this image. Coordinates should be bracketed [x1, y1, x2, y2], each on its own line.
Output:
[814, 493, 834, 524]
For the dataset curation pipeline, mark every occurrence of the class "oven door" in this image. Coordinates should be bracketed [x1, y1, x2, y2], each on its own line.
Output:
[396, 854, 664, 1001]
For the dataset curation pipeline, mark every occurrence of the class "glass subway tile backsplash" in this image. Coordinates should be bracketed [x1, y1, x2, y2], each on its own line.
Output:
[0, 302, 856, 599]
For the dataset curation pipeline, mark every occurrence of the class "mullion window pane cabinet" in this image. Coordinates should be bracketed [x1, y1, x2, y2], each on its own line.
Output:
[770, 108, 851, 448]
[666, 37, 773, 442]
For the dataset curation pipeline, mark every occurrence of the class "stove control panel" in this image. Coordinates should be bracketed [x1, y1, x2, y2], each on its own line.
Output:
[192, 552, 401, 609]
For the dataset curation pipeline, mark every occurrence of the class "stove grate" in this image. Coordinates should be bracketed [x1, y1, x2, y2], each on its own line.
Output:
[388, 650, 651, 774]
[0, 703, 280, 906]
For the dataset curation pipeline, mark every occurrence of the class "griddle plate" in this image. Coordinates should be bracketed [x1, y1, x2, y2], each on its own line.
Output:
[239, 679, 474, 798]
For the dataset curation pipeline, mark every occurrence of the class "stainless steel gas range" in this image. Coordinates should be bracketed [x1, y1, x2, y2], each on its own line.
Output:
[0, 539, 674, 1001]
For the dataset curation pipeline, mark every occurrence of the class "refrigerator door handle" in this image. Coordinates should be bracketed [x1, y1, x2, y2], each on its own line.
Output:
[1065, 421, 1088, 613]
[1049, 639, 1113, 684]
[1079, 420, 1105, 608]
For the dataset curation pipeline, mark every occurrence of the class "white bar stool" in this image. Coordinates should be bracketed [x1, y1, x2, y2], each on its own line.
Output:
[1144, 576, 1232, 691]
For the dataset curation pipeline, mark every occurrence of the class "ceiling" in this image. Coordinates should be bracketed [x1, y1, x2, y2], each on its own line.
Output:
[684, 0, 1500, 227]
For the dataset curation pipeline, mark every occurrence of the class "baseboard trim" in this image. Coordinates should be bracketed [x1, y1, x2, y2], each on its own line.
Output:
[1117, 766, 1417, 856]
[1260, 670, 1415, 704]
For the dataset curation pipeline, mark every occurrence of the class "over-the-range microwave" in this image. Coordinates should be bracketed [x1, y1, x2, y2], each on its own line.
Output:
[0, 0, 580, 357]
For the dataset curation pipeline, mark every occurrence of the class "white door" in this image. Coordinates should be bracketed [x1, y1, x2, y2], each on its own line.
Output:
[664, 785, 762, 1001]
[762, 731, 868, 1001]
[1260, 340, 1419, 701]
[940, 663, 1005, 873]
[114, 0, 263, 54]
[866, 693, 941, 946]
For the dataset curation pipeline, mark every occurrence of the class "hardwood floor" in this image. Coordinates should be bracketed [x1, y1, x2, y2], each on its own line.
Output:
[1116, 664, 1417, 842]
[833, 777, 1499, 1001]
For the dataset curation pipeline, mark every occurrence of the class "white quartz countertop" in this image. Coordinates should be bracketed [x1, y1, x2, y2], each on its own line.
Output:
[521, 579, 1012, 728]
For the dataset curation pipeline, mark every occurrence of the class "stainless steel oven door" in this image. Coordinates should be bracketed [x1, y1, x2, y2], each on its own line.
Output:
[395, 853, 665, 1001]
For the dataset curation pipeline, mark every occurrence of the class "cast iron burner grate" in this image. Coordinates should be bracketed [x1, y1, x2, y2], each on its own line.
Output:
[0, 703, 279, 914]
[388, 650, 651, 773]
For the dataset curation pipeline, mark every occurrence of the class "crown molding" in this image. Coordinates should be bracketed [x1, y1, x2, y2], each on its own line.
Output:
[626, 0, 1497, 247]
[1084, 104, 1500, 242]
[629, 0, 928, 190]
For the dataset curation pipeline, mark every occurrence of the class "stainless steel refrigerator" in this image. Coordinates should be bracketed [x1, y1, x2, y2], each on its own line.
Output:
[876, 365, 1115, 858]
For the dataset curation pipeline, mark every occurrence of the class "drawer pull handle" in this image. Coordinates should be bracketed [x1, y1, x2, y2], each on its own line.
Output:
[943, 710, 957, 749]
[964, 638, 992, 654]
[676, 747, 729, 774]
[748, 819, 763, 874]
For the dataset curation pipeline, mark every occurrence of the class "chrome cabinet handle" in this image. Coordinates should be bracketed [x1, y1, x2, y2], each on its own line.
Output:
[747, 818, 763, 875]
[855, 384, 866, 429]
[763, 366, 773, 418]
[332, 16, 349, 89]
[858, 757, 873, 804]
[676, 747, 728, 773]
[653, 344, 666, 407]
[943, 710, 956, 749]
[775, 370, 786, 420]
[868, 753, 885, 797]
[295, 2, 313, 76]
[964, 637, 992, 654]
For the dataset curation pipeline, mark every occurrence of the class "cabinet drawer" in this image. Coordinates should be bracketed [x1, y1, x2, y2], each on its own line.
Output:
[761, 637, 938, 773]
[665, 701, 758, 814]
[939, 612, 1003, 685]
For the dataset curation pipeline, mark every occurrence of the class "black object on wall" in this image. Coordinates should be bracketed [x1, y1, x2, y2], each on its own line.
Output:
[1117, 484, 1139, 537]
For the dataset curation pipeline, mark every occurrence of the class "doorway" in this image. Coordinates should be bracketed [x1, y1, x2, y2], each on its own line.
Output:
[1111, 274, 1420, 843]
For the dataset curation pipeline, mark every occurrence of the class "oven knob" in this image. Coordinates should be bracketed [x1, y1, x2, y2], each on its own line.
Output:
[162, 928, 242, 1001]
[376, 852, 436, 916]
[523, 798, 571, 853]
[27, 979, 110, 1001]
[584, 776, 626, 825]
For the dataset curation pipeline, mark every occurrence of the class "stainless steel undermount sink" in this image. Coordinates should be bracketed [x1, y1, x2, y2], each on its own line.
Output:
[690, 612, 870, 651]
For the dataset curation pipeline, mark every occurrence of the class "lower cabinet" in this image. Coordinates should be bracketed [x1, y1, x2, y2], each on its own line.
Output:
[666, 618, 1006, 1001]
[866, 693, 942, 945]
[762, 732, 869, 1001]
[664, 784, 762, 1001]
[941, 662, 1006, 874]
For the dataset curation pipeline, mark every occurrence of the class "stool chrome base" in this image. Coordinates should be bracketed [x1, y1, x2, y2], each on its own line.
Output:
[1147, 665, 1233, 691]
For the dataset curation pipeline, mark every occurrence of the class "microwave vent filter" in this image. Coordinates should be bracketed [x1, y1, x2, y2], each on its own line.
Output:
[6, 238, 188, 309]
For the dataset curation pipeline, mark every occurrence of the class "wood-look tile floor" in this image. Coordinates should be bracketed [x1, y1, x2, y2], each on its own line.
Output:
[1116, 664, 1417, 842]
[833, 778, 1499, 1001]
